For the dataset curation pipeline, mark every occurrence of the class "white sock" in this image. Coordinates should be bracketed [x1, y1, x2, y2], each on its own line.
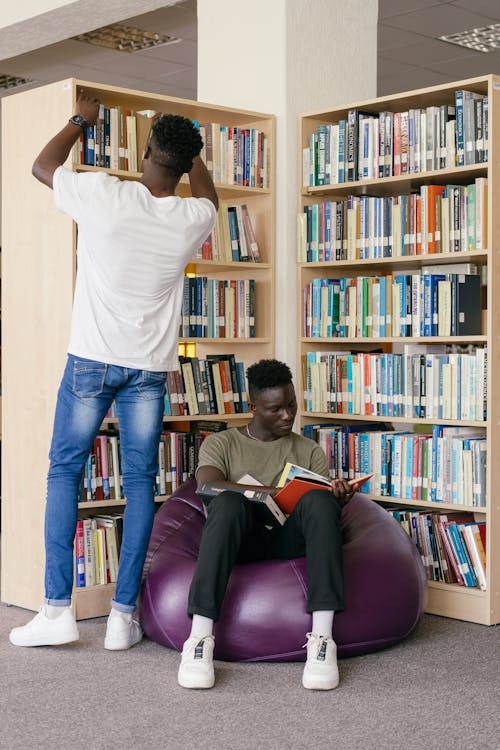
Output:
[44, 604, 70, 620]
[110, 608, 132, 623]
[311, 610, 334, 639]
[190, 614, 214, 639]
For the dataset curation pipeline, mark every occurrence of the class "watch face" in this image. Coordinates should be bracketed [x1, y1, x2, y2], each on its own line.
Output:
[70, 115, 87, 128]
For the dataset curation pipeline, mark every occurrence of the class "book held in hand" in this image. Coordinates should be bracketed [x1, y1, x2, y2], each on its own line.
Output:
[274, 462, 374, 514]
[196, 480, 286, 526]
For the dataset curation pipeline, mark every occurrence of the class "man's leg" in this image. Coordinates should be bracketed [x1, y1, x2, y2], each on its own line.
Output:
[270, 489, 344, 690]
[179, 491, 257, 689]
[104, 368, 166, 650]
[10, 355, 113, 647]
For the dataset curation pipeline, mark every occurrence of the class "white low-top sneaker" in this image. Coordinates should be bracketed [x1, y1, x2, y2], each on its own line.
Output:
[302, 632, 339, 690]
[104, 611, 143, 650]
[178, 635, 215, 689]
[9, 606, 79, 647]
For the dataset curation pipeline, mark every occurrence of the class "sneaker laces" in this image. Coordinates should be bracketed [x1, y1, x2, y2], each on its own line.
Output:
[183, 635, 214, 660]
[302, 632, 331, 661]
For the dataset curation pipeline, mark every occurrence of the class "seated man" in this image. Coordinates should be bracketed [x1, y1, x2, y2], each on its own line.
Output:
[178, 358, 354, 691]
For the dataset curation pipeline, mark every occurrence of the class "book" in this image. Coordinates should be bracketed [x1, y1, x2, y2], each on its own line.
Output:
[274, 467, 373, 514]
[196, 480, 286, 526]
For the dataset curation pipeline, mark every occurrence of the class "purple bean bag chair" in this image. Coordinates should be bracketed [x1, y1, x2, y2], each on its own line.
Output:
[140, 476, 427, 661]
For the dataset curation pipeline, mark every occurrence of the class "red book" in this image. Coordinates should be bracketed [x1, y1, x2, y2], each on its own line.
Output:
[274, 473, 373, 515]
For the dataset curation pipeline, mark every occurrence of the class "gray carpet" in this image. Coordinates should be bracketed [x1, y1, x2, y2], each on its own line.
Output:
[0, 603, 499, 750]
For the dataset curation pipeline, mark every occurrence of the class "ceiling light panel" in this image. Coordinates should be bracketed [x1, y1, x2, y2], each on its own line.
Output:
[439, 23, 500, 53]
[73, 23, 181, 53]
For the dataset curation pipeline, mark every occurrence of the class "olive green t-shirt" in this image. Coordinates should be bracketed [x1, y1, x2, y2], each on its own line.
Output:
[196, 427, 329, 486]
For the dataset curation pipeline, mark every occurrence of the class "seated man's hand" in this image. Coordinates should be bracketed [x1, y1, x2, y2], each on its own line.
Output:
[330, 479, 355, 506]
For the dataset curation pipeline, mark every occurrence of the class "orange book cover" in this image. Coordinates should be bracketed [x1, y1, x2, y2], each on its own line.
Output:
[274, 473, 373, 515]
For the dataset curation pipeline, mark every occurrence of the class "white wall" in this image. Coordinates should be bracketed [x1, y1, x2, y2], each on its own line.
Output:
[198, 0, 378, 373]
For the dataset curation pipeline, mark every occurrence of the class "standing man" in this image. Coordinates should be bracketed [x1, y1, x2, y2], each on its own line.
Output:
[10, 93, 218, 650]
[178, 359, 355, 691]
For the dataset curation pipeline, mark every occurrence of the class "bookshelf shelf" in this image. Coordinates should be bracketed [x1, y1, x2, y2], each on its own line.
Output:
[75, 164, 272, 197]
[302, 164, 488, 198]
[300, 336, 487, 345]
[300, 412, 486, 428]
[1, 78, 275, 619]
[298, 75, 499, 625]
[298, 251, 488, 273]
[369, 495, 486, 515]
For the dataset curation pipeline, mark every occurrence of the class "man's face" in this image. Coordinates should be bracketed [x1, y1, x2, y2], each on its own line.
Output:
[250, 383, 297, 438]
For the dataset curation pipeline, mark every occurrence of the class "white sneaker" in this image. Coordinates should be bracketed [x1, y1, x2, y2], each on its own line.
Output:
[9, 606, 79, 647]
[104, 611, 143, 651]
[302, 632, 339, 690]
[178, 635, 215, 689]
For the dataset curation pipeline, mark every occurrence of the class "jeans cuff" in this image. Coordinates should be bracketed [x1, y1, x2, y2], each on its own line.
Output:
[45, 598, 72, 607]
[111, 598, 136, 614]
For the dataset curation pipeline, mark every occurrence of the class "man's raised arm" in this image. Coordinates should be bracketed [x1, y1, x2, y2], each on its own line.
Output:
[188, 156, 219, 209]
[32, 93, 99, 189]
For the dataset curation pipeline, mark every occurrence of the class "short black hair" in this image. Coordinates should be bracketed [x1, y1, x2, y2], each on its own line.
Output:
[150, 113, 203, 178]
[246, 359, 293, 400]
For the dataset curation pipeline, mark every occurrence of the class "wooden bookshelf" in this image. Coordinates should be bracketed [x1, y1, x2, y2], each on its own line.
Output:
[1, 78, 275, 619]
[297, 75, 499, 625]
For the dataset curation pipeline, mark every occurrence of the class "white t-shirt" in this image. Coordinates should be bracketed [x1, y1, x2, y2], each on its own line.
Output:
[53, 166, 216, 370]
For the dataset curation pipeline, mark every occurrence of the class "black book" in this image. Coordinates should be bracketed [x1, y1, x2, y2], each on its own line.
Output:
[451, 274, 481, 336]
[197, 482, 286, 526]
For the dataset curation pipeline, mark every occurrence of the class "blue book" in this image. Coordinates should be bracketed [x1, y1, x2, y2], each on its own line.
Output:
[338, 119, 347, 183]
[446, 523, 477, 587]
[311, 278, 322, 338]
[227, 207, 240, 261]
[455, 90, 465, 167]
[317, 125, 327, 185]
[84, 125, 95, 165]
[380, 353, 388, 417]
[324, 201, 332, 261]
[235, 361, 248, 413]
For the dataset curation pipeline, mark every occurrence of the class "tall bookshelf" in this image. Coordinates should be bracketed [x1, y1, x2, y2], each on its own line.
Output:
[1, 78, 275, 619]
[298, 75, 499, 625]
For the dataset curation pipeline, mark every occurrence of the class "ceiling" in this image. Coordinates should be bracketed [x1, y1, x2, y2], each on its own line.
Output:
[1, 0, 500, 102]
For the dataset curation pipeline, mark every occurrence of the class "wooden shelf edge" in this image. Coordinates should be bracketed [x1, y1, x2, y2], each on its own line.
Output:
[299, 411, 486, 427]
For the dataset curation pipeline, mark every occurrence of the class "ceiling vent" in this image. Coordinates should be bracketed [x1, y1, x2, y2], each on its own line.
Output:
[0, 74, 34, 90]
[73, 22, 181, 52]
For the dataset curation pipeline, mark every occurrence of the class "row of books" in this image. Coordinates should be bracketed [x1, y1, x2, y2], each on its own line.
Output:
[170, 355, 249, 417]
[80, 422, 228, 504]
[303, 270, 481, 339]
[104, 354, 249, 419]
[305, 422, 486, 506]
[297, 178, 488, 262]
[195, 203, 262, 262]
[75, 106, 270, 187]
[75, 514, 123, 587]
[389, 510, 486, 590]
[304, 347, 487, 422]
[303, 90, 488, 186]
[181, 277, 255, 339]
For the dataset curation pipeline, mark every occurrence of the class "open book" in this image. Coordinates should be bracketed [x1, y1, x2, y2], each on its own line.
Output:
[274, 463, 374, 515]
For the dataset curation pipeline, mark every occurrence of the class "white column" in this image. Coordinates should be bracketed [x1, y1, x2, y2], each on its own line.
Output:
[198, 0, 378, 375]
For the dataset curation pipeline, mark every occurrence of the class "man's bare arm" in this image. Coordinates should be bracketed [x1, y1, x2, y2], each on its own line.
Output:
[188, 156, 219, 209]
[32, 94, 100, 189]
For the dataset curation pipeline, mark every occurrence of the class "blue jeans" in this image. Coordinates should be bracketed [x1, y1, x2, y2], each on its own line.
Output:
[45, 354, 166, 613]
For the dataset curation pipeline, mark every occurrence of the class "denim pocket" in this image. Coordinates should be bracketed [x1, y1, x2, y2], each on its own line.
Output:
[72, 358, 107, 398]
[138, 370, 167, 399]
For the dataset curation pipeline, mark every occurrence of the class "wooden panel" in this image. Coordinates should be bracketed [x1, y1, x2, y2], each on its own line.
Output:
[1, 80, 75, 610]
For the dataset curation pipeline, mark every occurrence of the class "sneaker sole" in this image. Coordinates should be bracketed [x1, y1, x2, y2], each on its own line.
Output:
[9, 631, 79, 647]
[104, 635, 142, 651]
[177, 669, 215, 689]
[302, 671, 339, 690]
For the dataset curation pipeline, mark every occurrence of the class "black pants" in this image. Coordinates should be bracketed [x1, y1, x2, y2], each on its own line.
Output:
[188, 489, 345, 621]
